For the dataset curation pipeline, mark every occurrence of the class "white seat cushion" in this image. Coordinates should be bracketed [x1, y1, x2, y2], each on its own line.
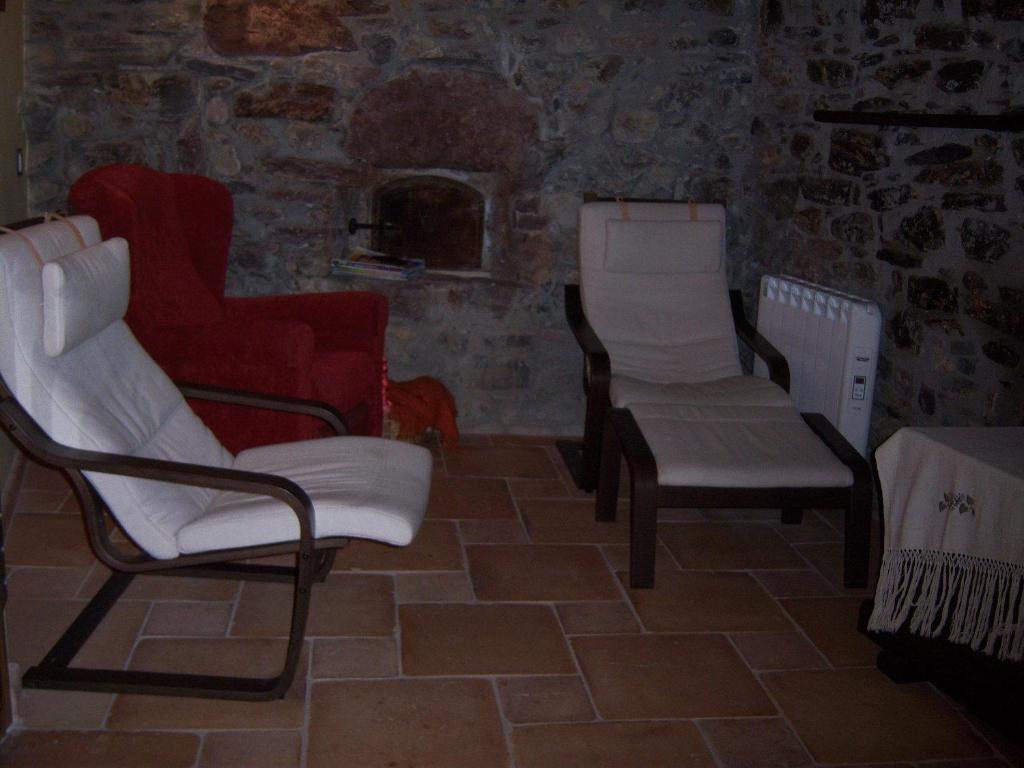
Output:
[176, 436, 432, 553]
[610, 374, 793, 409]
[629, 403, 853, 488]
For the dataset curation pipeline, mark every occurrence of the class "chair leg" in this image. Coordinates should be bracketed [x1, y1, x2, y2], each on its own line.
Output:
[604, 408, 660, 589]
[628, 466, 658, 589]
[277, 551, 315, 697]
[799, 413, 873, 590]
[843, 472, 872, 588]
[22, 556, 316, 701]
[781, 507, 803, 524]
[595, 411, 621, 522]
[579, 392, 608, 493]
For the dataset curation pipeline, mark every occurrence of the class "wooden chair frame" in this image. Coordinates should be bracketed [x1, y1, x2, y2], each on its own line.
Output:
[559, 284, 790, 492]
[0, 377, 354, 701]
[598, 406, 872, 589]
[561, 278, 872, 590]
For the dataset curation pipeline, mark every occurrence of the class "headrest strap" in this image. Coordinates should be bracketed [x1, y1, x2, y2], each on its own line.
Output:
[0, 226, 44, 268]
[45, 212, 88, 249]
[1, 213, 87, 268]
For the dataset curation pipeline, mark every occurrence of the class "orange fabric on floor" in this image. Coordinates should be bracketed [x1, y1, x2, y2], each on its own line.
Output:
[386, 377, 459, 448]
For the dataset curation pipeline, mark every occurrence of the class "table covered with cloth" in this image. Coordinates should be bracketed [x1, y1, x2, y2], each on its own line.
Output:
[868, 427, 1024, 661]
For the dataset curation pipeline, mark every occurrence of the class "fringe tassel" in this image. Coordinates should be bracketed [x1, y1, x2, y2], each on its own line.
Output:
[868, 549, 1024, 662]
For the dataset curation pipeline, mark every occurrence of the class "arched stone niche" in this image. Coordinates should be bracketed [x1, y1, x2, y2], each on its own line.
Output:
[347, 69, 540, 177]
[346, 69, 541, 275]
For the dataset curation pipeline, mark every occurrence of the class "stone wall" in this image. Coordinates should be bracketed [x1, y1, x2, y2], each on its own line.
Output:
[21, 0, 1022, 438]
[750, 0, 1023, 441]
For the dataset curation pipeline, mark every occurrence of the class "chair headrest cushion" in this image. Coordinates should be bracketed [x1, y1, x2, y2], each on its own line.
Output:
[605, 219, 722, 274]
[42, 237, 130, 357]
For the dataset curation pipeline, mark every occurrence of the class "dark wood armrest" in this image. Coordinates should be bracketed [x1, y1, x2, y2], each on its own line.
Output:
[176, 381, 349, 436]
[802, 413, 868, 479]
[802, 412, 874, 570]
[729, 290, 790, 392]
[608, 407, 658, 484]
[565, 284, 610, 395]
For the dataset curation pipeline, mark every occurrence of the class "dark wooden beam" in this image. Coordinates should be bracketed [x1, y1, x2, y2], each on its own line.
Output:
[813, 110, 1024, 132]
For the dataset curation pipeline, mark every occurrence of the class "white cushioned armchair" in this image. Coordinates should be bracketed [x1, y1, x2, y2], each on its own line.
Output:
[562, 197, 872, 589]
[0, 216, 432, 700]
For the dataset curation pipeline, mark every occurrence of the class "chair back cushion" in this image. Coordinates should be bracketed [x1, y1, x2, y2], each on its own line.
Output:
[0, 218, 232, 559]
[42, 238, 131, 357]
[69, 164, 227, 329]
[579, 201, 741, 384]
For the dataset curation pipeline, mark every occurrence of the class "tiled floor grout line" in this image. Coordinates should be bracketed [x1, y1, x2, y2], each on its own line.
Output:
[552, 608, 606, 728]
[222, 578, 244, 640]
[691, 719, 734, 768]
[750, 568, 841, 598]
[790, 542, 838, 587]
[391, 571, 406, 681]
[722, 587, 812, 754]
[763, 577, 838, 671]
[597, 539, 648, 634]
[488, 675, 519, 768]
[745, 663, 819, 767]
[453, 497, 481, 598]
[190, 733, 204, 768]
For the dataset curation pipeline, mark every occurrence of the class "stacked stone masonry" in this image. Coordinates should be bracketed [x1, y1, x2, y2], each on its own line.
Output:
[22, 0, 1022, 438]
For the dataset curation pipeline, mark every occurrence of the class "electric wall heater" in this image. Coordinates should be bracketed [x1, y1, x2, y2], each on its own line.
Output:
[754, 275, 881, 456]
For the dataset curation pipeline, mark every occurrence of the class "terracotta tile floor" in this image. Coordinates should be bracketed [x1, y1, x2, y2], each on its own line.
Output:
[2, 436, 1022, 767]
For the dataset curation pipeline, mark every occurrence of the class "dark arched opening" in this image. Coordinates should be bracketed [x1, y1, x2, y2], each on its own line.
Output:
[373, 176, 484, 271]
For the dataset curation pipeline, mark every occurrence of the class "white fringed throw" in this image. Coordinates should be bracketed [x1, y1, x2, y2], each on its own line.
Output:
[868, 428, 1024, 662]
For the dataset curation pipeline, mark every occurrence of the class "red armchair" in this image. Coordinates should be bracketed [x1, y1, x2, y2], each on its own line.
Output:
[70, 163, 387, 452]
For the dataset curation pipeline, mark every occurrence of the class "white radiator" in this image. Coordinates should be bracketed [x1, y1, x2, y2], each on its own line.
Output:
[754, 275, 881, 456]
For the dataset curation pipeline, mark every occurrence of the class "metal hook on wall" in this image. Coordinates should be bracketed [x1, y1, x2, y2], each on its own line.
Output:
[347, 218, 397, 236]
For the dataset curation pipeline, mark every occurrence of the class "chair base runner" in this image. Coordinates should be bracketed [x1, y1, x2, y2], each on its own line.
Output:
[23, 663, 285, 701]
[22, 558, 321, 702]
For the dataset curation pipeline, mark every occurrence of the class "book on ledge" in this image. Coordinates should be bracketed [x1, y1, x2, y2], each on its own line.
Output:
[333, 247, 426, 281]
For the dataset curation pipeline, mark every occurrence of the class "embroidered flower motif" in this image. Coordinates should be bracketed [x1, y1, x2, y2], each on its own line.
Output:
[939, 492, 976, 516]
